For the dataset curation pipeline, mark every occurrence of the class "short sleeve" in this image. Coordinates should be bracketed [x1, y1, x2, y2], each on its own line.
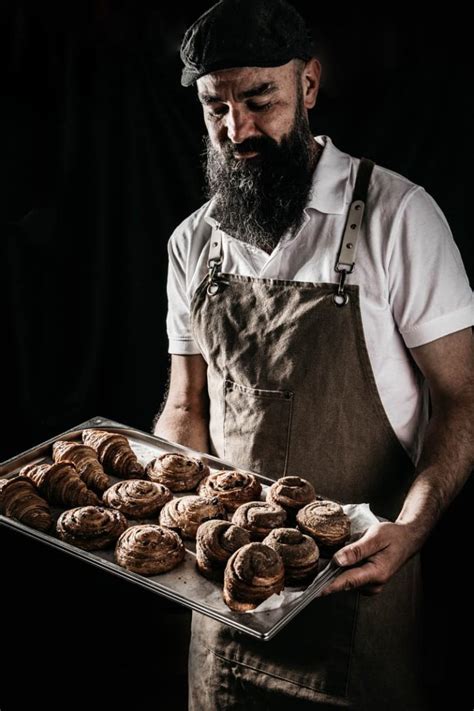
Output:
[387, 186, 474, 348]
[166, 221, 202, 355]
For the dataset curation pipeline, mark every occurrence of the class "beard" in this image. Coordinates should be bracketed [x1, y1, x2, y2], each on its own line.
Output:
[203, 94, 319, 254]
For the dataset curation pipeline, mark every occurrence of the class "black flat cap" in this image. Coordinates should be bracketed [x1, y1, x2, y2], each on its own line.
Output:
[180, 0, 315, 87]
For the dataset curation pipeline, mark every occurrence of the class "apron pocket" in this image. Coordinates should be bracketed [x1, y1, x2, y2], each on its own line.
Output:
[223, 378, 293, 477]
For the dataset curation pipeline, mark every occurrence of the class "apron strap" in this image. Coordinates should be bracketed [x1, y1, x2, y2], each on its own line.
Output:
[334, 157, 374, 306]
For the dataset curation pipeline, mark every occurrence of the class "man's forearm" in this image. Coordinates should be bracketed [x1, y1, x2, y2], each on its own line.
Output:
[396, 394, 474, 552]
[153, 403, 210, 453]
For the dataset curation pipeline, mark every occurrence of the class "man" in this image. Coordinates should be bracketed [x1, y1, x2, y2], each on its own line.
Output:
[154, 1, 474, 709]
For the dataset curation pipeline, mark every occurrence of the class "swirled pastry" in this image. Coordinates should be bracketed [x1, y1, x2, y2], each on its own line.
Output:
[0, 476, 52, 532]
[20, 462, 99, 507]
[146, 452, 209, 492]
[263, 528, 319, 585]
[103, 479, 172, 519]
[159, 495, 226, 539]
[56, 505, 127, 550]
[81, 429, 145, 479]
[115, 524, 185, 575]
[267, 476, 316, 520]
[196, 520, 251, 581]
[223, 542, 285, 612]
[231, 501, 287, 541]
[198, 470, 262, 512]
[52, 440, 109, 493]
[296, 500, 351, 556]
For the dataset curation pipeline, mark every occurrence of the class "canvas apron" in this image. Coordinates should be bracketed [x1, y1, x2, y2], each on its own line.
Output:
[187, 159, 428, 710]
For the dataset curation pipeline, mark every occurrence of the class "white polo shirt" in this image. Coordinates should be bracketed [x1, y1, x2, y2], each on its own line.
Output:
[166, 135, 474, 465]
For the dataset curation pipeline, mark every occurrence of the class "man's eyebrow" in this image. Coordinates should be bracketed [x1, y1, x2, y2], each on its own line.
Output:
[198, 82, 278, 105]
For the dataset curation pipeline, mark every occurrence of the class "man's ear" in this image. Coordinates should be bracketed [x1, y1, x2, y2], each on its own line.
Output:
[302, 57, 321, 109]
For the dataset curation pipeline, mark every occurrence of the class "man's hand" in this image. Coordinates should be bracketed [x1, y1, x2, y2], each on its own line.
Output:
[319, 521, 418, 597]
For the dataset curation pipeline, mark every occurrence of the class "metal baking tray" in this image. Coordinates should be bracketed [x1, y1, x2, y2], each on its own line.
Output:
[0, 416, 347, 641]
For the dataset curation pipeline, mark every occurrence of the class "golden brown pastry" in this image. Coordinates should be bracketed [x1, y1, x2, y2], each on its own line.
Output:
[81, 429, 145, 479]
[56, 505, 127, 550]
[296, 499, 351, 556]
[115, 524, 185, 575]
[198, 469, 262, 512]
[103, 479, 172, 519]
[223, 542, 285, 612]
[20, 462, 99, 507]
[52, 440, 109, 493]
[231, 501, 287, 541]
[266, 476, 316, 521]
[196, 520, 251, 581]
[263, 528, 320, 586]
[146, 452, 209, 492]
[159, 495, 226, 539]
[0, 476, 52, 532]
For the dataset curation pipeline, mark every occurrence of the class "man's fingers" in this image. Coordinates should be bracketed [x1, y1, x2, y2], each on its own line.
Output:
[319, 563, 385, 596]
[334, 524, 388, 566]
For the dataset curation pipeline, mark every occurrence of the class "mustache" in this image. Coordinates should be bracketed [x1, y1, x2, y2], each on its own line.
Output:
[223, 135, 278, 157]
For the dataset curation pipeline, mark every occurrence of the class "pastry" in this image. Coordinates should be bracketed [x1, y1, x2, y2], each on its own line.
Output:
[223, 542, 285, 612]
[0, 476, 52, 532]
[52, 440, 109, 493]
[296, 499, 351, 556]
[159, 495, 226, 539]
[146, 452, 209, 492]
[81, 429, 145, 479]
[56, 505, 127, 550]
[263, 527, 319, 585]
[20, 462, 99, 507]
[103, 479, 172, 519]
[196, 520, 251, 581]
[231, 501, 287, 540]
[115, 524, 185, 575]
[266, 476, 316, 521]
[197, 469, 262, 512]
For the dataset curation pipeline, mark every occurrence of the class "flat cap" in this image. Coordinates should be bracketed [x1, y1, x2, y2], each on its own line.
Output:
[180, 0, 315, 87]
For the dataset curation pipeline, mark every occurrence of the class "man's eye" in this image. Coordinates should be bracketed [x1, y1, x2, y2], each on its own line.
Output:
[248, 102, 273, 112]
[207, 107, 227, 119]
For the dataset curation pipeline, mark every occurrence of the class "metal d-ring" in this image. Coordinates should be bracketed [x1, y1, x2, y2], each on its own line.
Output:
[206, 257, 223, 296]
[333, 268, 349, 307]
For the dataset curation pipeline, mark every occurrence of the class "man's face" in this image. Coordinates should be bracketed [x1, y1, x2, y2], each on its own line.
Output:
[197, 60, 321, 253]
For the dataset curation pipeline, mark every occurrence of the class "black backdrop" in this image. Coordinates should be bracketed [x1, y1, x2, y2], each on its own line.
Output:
[1, 3, 472, 710]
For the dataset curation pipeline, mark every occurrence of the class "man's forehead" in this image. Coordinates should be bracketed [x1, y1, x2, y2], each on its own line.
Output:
[197, 62, 295, 101]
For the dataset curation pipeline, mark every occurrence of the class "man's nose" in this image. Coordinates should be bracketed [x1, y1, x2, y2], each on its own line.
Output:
[225, 106, 255, 144]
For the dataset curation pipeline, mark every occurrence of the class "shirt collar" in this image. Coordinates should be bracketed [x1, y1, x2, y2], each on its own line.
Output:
[203, 134, 351, 228]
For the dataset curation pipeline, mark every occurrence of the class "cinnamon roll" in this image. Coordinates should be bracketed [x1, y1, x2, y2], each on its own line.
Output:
[196, 520, 251, 581]
[223, 542, 285, 612]
[296, 499, 351, 556]
[267, 476, 316, 521]
[115, 524, 185, 575]
[81, 429, 145, 479]
[56, 505, 127, 550]
[103, 479, 172, 519]
[198, 469, 262, 512]
[20, 462, 99, 507]
[263, 528, 319, 586]
[146, 452, 209, 492]
[0, 476, 52, 532]
[231, 501, 287, 541]
[52, 440, 109, 493]
[159, 495, 226, 539]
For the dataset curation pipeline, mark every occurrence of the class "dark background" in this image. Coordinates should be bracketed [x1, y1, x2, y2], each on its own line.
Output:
[1, 2, 472, 709]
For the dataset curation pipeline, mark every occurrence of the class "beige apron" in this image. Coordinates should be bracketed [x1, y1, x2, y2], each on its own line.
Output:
[187, 159, 429, 710]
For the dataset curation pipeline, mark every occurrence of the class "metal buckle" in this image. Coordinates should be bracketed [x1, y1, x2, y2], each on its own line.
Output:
[333, 268, 349, 307]
[207, 258, 223, 296]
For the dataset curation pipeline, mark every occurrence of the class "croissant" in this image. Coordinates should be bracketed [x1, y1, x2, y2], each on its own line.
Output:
[81, 429, 145, 479]
[20, 462, 99, 507]
[296, 499, 351, 556]
[115, 524, 185, 575]
[146, 452, 209, 492]
[263, 528, 319, 586]
[196, 520, 251, 581]
[103, 479, 172, 519]
[0, 476, 52, 532]
[56, 505, 128, 550]
[197, 469, 262, 512]
[223, 542, 285, 612]
[159, 495, 226, 540]
[266, 476, 316, 522]
[231, 501, 287, 541]
[52, 440, 109, 493]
